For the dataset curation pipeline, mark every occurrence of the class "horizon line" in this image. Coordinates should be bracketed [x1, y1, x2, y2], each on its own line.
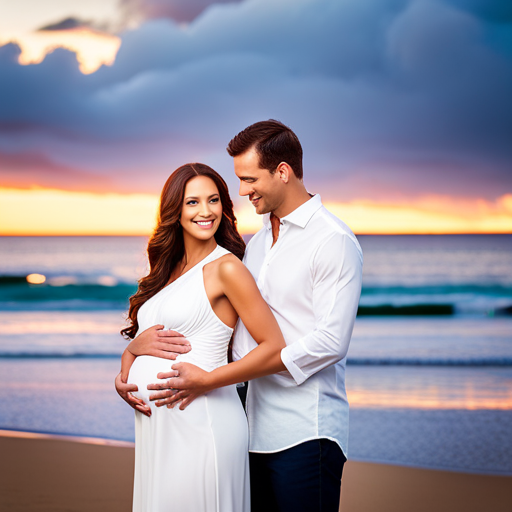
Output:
[1, 232, 511, 237]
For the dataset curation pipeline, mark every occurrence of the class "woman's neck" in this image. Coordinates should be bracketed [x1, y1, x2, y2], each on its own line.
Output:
[181, 236, 217, 269]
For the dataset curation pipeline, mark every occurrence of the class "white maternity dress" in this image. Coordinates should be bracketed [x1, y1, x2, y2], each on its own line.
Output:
[128, 245, 250, 512]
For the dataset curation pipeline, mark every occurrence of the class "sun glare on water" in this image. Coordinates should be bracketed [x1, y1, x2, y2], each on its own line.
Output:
[26, 273, 46, 284]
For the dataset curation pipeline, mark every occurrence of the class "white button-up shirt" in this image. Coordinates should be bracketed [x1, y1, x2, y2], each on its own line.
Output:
[232, 194, 363, 456]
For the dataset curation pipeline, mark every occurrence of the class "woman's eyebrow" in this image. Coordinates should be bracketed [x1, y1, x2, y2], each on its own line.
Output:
[184, 194, 220, 200]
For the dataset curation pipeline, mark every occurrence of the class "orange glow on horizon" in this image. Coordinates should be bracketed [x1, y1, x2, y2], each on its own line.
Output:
[323, 194, 512, 235]
[0, 27, 121, 74]
[0, 187, 511, 236]
[0, 187, 158, 236]
[236, 193, 512, 235]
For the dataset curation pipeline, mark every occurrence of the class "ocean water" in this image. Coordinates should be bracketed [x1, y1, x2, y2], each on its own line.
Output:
[0, 235, 511, 474]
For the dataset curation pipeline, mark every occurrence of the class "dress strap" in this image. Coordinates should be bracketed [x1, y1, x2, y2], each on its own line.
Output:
[198, 245, 231, 269]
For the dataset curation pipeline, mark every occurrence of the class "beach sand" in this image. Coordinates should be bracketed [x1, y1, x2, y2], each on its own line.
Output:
[1, 430, 510, 512]
[340, 460, 512, 512]
[0, 431, 133, 512]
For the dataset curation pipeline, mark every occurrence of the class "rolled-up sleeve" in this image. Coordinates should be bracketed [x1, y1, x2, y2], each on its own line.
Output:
[280, 233, 363, 385]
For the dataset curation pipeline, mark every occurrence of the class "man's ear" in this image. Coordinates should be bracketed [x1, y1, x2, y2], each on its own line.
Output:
[276, 162, 292, 183]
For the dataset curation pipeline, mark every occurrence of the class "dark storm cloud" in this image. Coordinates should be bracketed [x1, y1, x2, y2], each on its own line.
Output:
[38, 17, 96, 32]
[0, 0, 511, 201]
[119, 0, 244, 24]
[445, 0, 512, 24]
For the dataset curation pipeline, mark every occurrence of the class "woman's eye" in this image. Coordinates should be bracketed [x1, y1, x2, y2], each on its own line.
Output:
[210, 197, 220, 203]
[186, 200, 197, 206]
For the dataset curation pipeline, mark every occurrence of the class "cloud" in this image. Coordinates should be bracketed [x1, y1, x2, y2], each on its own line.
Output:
[444, 0, 512, 24]
[0, 0, 511, 204]
[0, 150, 113, 192]
[37, 17, 97, 32]
[119, 0, 245, 25]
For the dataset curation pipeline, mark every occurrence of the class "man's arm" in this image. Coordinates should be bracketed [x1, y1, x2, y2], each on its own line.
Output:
[280, 233, 363, 385]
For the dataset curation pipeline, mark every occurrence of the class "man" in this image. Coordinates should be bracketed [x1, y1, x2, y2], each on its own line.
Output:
[116, 120, 363, 511]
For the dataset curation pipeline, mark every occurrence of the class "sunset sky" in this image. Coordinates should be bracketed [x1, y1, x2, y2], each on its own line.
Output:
[1, 0, 511, 235]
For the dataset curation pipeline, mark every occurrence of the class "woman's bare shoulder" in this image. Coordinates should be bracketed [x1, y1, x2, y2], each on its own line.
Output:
[212, 253, 251, 282]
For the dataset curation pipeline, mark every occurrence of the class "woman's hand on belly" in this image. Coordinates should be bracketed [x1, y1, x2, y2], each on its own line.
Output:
[115, 372, 152, 417]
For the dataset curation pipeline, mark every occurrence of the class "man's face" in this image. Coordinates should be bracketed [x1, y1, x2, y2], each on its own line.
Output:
[233, 147, 283, 215]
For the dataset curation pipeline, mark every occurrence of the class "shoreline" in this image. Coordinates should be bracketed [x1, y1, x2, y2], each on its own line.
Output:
[2, 428, 511, 476]
[1, 430, 511, 512]
[0, 428, 134, 447]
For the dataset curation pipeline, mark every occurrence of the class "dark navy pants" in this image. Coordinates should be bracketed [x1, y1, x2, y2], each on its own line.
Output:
[249, 438, 346, 512]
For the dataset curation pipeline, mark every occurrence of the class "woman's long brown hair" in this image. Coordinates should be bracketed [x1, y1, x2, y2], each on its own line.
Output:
[121, 163, 246, 340]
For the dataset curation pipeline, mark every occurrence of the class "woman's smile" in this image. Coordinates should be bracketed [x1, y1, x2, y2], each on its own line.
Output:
[194, 219, 215, 229]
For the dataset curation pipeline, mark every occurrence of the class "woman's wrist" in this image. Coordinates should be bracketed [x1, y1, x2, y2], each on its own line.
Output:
[122, 348, 133, 363]
[126, 340, 136, 356]
[121, 349, 136, 381]
[204, 369, 219, 393]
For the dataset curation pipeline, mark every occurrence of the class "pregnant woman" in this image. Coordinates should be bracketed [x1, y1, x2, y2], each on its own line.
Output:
[117, 163, 286, 512]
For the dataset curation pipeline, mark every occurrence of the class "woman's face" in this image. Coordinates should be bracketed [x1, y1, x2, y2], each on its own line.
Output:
[180, 175, 223, 242]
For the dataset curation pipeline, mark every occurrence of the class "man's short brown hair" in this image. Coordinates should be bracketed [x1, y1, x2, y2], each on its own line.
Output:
[227, 119, 303, 179]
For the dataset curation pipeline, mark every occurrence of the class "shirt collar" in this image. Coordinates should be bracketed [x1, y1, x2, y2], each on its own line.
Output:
[262, 213, 272, 230]
[262, 194, 322, 230]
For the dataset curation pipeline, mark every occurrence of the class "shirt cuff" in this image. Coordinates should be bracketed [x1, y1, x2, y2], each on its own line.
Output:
[280, 343, 308, 385]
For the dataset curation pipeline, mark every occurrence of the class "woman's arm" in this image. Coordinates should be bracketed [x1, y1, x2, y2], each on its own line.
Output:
[205, 257, 287, 383]
[120, 348, 136, 382]
[149, 257, 287, 409]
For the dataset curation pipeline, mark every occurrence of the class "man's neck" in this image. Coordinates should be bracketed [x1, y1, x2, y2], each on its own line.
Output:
[270, 213, 281, 247]
[272, 185, 312, 220]
[270, 187, 313, 246]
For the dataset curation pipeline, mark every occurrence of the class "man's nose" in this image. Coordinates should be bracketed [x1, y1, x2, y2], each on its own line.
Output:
[239, 182, 250, 197]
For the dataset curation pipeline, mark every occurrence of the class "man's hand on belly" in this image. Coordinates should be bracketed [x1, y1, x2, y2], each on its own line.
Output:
[148, 363, 212, 410]
[127, 325, 192, 360]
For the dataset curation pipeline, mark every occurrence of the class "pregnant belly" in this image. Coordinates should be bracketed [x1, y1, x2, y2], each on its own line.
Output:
[127, 355, 176, 405]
